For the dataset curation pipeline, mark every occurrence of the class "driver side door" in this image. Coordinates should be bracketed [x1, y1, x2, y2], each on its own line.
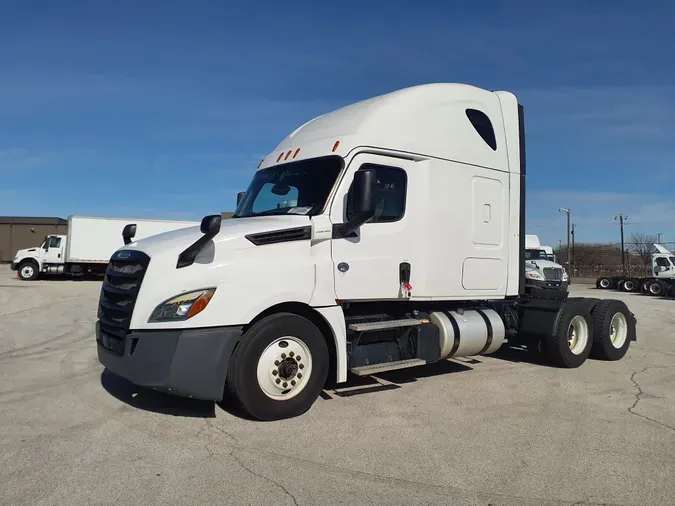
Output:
[329, 153, 416, 301]
[43, 236, 64, 264]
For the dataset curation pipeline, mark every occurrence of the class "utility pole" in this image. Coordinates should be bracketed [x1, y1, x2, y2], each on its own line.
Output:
[559, 208, 571, 275]
[657, 232, 662, 244]
[571, 223, 575, 274]
[615, 214, 627, 274]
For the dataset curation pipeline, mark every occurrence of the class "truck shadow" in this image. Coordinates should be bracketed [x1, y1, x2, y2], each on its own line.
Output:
[491, 345, 550, 366]
[100, 369, 216, 418]
[323, 360, 473, 399]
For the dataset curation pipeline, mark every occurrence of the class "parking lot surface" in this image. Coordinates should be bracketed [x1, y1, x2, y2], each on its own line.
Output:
[1, 265, 674, 506]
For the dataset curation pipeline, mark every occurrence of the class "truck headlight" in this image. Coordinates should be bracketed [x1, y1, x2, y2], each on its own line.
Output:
[527, 271, 544, 280]
[149, 288, 216, 322]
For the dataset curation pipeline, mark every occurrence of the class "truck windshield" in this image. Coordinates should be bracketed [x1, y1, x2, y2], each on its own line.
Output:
[671, 257, 675, 266]
[234, 156, 343, 218]
[525, 249, 549, 261]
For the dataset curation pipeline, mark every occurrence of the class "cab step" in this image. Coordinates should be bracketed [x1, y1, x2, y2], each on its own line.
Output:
[348, 318, 427, 332]
[350, 358, 426, 376]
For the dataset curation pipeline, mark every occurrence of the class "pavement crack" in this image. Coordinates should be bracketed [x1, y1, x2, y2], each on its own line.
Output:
[230, 450, 299, 506]
[628, 366, 675, 434]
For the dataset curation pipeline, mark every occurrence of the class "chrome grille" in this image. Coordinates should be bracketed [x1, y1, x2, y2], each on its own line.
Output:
[97, 250, 150, 355]
[543, 267, 563, 281]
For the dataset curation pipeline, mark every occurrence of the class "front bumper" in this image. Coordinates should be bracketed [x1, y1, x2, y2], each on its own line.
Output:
[97, 322, 243, 401]
[10, 262, 18, 271]
[526, 278, 569, 291]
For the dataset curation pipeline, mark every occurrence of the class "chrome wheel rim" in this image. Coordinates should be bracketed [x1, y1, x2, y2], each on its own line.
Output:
[20, 265, 35, 279]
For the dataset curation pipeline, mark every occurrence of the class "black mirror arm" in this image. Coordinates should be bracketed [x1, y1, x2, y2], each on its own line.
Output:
[333, 210, 375, 239]
[177, 215, 222, 268]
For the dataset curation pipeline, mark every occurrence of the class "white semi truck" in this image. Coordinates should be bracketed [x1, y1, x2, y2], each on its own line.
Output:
[96, 84, 637, 421]
[11, 216, 199, 280]
[524, 234, 568, 290]
[596, 244, 675, 296]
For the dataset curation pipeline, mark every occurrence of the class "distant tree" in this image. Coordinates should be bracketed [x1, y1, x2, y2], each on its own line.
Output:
[627, 233, 657, 275]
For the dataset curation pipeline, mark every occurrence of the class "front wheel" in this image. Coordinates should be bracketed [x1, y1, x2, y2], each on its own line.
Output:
[18, 261, 39, 281]
[545, 303, 593, 368]
[226, 313, 329, 421]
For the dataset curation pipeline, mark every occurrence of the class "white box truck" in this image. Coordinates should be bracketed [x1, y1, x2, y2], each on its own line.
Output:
[96, 84, 637, 421]
[11, 216, 199, 280]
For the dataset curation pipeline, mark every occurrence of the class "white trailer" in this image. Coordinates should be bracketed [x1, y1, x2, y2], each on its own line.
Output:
[96, 83, 637, 421]
[11, 216, 199, 280]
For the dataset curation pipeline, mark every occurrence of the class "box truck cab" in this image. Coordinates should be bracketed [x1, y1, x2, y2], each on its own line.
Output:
[97, 84, 636, 421]
[12, 234, 67, 280]
[11, 216, 199, 280]
[524, 235, 568, 290]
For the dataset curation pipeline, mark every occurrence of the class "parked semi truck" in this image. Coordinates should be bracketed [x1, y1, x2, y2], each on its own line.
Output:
[11, 216, 199, 280]
[96, 84, 637, 421]
[524, 234, 568, 290]
[542, 245, 556, 263]
[596, 244, 675, 296]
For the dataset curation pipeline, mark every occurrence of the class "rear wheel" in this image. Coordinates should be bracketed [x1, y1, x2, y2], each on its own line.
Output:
[18, 261, 39, 281]
[596, 277, 613, 289]
[226, 313, 329, 421]
[621, 279, 637, 292]
[640, 280, 653, 294]
[649, 281, 666, 297]
[545, 303, 593, 368]
[590, 300, 634, 361]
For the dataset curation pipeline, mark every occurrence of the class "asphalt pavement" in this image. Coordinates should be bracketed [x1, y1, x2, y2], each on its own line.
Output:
[1, 265, 674, 506]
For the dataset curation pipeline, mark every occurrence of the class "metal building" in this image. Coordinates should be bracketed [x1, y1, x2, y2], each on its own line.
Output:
[0, 217, 68, 263]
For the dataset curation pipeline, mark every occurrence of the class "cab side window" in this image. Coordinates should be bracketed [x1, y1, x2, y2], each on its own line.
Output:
[346, 164, 407, 223]
[655, 257, 669, 267]
[49, 236, 61, 248]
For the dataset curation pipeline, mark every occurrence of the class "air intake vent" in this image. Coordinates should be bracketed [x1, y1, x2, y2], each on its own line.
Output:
[246, 226, 311, 246]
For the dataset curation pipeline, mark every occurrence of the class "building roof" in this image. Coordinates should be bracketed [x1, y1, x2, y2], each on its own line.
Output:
[0, 216, 68, 225]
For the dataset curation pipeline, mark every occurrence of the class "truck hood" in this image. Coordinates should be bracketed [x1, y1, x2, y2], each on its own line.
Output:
[13, 247, 39, 261]
[122, 215, 312, 259]
[525, 259, 563, 270]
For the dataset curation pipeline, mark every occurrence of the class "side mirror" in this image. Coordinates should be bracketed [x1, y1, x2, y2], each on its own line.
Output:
[177, 215, 222, 269]
[43, 240, 49, 251]
[337, 168, 376, 237]
[122, 224, 137, 245]
[200, 214, 222, 235]
[237, 191, 246, 206]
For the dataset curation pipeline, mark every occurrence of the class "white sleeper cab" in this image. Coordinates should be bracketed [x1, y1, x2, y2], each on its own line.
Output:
[96, 84, 637, 420]
[596, 243, 675, 296]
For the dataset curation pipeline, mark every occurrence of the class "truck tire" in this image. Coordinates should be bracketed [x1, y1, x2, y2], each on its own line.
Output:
[226, 312, 329, 421]
[590, 300, 633, 361]
[621, 278, 637, 292]
[649, 281, 666, 297]
[596, 277, 613, 289]
[544, 303, 593, 368]
[18, 261, 39, 281]
[640, 280, 653, 294]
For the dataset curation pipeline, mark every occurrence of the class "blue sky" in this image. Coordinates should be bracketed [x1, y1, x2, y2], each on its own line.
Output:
[1, 1, 674, 247]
